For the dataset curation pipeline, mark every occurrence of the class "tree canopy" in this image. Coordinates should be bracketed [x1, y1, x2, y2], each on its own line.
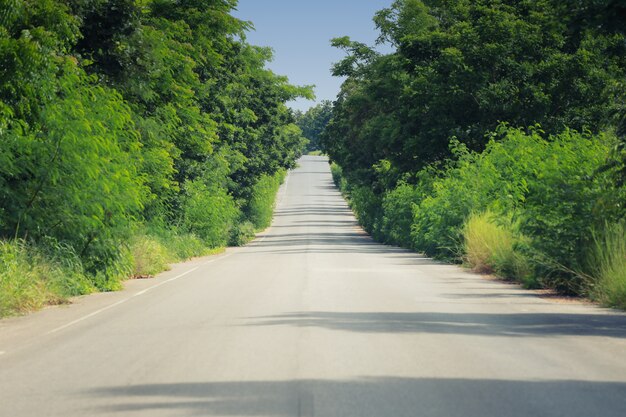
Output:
[0, 0, 311, 278]
[295, 100, 333, 152]
[323, 0, 626, 300]
[323, 0, 626, 186]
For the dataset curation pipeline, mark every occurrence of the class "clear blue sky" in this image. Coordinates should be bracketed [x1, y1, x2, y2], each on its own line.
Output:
[232, 0, 394, 112]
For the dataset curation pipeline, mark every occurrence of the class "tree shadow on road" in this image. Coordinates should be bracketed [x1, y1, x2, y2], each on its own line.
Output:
[86, 377, 626, 416]
[244, 311, 626, 339]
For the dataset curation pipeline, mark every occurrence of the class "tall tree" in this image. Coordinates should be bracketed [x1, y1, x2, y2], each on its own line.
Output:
[296, 101, 333, 152]
[324, 0, 626, 187]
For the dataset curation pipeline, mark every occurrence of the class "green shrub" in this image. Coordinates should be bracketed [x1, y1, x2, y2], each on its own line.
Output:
[0, 241, 50, 316]
[129, 234, 170, 277]
[37, 238, 94, 297]
[88, 246, 133, 292]
[128, 223, 215, 276]
[180, 180, 239, 248]
[0, 69, 146, 275]
[381, 182, 421, 248]
[142, 222, 209, 261]
[464, 212, 512, 274]
[163, 232, 209, 261]
[330, 162, 348, 192]
[246, 170, 285, 230]
[409, 128, 620, 293]
[588, 222, 626, 309]
[229, 220, 256, 246]
[516, 130, 618, 293]
[411, 143, 491, 258]
[349, 185, 384, 239]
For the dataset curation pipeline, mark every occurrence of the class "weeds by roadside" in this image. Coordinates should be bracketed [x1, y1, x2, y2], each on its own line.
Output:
[0, 170, 289, 318]
[588, 222, 626, 309]
[330, 127, 626, 309]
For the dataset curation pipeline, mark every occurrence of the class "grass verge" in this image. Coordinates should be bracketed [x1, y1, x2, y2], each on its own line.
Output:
[462, 211, 533, 285]
[0, 240, 94, 317]
[588, 222, 626, 309]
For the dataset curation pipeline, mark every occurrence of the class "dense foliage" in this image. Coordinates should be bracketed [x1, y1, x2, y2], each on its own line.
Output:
[295, 100, 333, 152]
[325, 0, 626, 303]
[325, 0, 626, 180]
[0, 0, 309, 315]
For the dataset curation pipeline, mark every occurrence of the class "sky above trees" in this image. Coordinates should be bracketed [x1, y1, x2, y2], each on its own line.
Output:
[232, 0, 394, 112]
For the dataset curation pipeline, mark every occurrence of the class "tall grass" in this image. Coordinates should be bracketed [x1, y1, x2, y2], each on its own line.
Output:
[330, 162, 347, 191]
[246, 170, 286, 230]
[129, 234, 171, 277]
[0, 227, 217, 317]
[589, 222, 626, 309]
[462, 212, 534, 285]
[129, 225, 217, 277]
[0, 240, 94, 317]
[1, 169, 288, 317]
[463, 212, 510, 273]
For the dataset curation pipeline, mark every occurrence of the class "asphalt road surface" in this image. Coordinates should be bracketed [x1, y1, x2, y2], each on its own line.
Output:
[1, 155, 626, 417]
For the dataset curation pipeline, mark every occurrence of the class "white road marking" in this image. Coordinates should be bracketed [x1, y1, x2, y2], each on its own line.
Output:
[47, 298, 129, 335]
[46, 252, 234, 335]
[0, 351, 6, 355]
[202, 251, 233, 265]
[132, 266, 200, 298]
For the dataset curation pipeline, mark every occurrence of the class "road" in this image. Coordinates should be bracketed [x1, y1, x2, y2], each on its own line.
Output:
[1, 155, 626, 417]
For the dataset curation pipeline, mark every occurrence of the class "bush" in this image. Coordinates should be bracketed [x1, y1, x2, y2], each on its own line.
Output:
[380, 183, 419, 248]
[229, 220, 256, 246]
[88, 246, 133, 292]
[331, 128, 624, 299]
[36, 238, 94, 296]
[411, 143, 494, 258]
[330, 162, 348, 192]
[588, 222, 626, 309]
[409, 128, 620, 292]
[0, 70, 146, 275]
[163, 232, 209, 261]
[349, 185, 384, 239]
[516, 130, 618, 293]
[180, 180, 239, 248]
[128, 223, 215, 277]
[246, 170, 285, 230]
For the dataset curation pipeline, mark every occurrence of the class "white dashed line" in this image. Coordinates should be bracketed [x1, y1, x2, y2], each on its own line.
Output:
[46, 252, 233, 335]
[132, 266, 200, 298]
[47, 298, 130, 335]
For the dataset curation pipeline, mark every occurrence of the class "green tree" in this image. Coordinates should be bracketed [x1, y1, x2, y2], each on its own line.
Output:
[325, 0, 626, 185]
[0, 1, 145, 275]
[295, 100, 333, 152]
[0, 0, 311, 285]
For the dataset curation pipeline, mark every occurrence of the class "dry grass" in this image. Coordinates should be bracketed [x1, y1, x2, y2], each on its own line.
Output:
[129, 235, 171, 277]
[463, 211, 531, 282]
[589, 222, 626, 309]
[0, 240, 93, 317]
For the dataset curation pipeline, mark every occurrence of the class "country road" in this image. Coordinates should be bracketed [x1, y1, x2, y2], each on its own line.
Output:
[1, 155, 626, 417]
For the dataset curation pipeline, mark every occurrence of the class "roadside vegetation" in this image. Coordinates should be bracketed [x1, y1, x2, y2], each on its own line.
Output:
[295, 101, 333, 154]
[324, 0, 626, 307]
[0, 0, 308, 317]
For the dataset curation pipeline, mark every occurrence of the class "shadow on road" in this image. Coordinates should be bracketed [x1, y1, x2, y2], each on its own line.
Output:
[87, 377, 626, 417]
[244, 311, 626, 338]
